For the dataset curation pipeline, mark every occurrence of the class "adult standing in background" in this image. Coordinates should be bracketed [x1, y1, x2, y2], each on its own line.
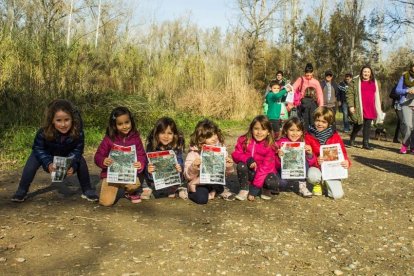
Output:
[290, 63, 324, 115]
[395, 62, 414, 154]
[275, 70, 287, 87]
[346, 65, 383, 150]
[337, 73, 353, 133]
[320, 69, 338, 115]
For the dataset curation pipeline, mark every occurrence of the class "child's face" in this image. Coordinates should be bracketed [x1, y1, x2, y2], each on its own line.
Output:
[204, 134, 219, 146]
[52, 110, 72, 134]
[158, 126, 174, 147]
[286, 124, 303, 142]
[314, 116, 329, 132]
[271, 84, 281, 93]
[252, 122, 269, 142]
[116, 114, 132, 136]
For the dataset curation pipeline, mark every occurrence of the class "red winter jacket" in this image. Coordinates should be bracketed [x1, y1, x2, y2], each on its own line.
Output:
[304, 132, 350, 169]
[94, 131, 147, 179]
[232, 136, 279, 188]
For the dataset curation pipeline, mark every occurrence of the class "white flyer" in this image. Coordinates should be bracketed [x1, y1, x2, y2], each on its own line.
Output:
[107, 144, 137, 184]
[51, 156, 73, 182]
[281, 142, 306, 179]
[200, 145, 226, 185]
[320, 144, 348, 180]
[147, 150, 181, 190]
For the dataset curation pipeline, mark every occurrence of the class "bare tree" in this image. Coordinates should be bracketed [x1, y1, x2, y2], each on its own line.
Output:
[236, 0, 288, 84]
[386, 0, 414, 31]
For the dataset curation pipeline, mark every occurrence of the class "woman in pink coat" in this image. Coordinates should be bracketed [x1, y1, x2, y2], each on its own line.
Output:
[232, 115, 280, 201]
[289, 63, 324, 116]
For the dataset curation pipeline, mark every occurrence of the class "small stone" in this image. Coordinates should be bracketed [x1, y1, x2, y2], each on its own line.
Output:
[15, 257, 26, 263]
[42, 254, 51, 257]
[0, 257, 6, 262]
[334, 269, 343, 275]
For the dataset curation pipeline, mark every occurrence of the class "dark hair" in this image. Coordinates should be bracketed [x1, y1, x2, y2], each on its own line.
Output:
[269, 80, 281, 89]
[189, 119, 224, 149]
[313, 106, 335, 125]
[243, 115, 274, 151]
[43, 99, 81, 141]
[106, 106, 138, 140]
[146, 117, 185, 152]
[325, 70, 333, 77]
[304, 63, 314, 73]
[281, 117, 304, 140]
[276, 70, 284, 76]
[359, 65, 375, 81]
[304, 87, 317, 101]
[345, 72, 352, 78]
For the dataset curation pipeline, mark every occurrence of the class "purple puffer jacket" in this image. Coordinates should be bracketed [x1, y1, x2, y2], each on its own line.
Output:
[232, 136, 278, 188]
[94, 131, 147, 179]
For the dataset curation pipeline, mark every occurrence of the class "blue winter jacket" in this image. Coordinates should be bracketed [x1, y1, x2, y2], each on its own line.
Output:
[32, 128, 85, 172]
[395, 75, 414, 104]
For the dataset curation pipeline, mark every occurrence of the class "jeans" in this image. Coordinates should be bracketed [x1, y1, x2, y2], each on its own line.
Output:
[350, 119, 373, 145]
[401, 104, 414, 146]
[307, 167, 344, 199]
[269, 119, 281, 135]
[188, 184, 224, 205]
[248, 173, 280, 196]
[341, 102, 350, 131]
[15, 153, 93, 196]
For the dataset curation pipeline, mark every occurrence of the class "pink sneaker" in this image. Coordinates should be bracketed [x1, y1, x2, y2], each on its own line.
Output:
[400, 144, 408, 154]
[125, 193, 141, 204]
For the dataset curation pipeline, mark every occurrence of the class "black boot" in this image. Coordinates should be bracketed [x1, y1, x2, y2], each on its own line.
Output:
[362, 141, 374, 150]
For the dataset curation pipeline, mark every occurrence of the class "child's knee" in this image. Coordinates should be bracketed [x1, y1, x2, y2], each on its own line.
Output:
[99, 198, 115, 207]
[307, 167, 322, 184]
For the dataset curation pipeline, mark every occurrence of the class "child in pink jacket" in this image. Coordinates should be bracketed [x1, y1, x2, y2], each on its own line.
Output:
[184, 119, 235, 204]
[232, 115, 280, 201]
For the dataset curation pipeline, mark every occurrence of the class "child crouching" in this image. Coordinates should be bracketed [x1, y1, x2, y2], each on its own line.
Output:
[304, 107, 350, 199]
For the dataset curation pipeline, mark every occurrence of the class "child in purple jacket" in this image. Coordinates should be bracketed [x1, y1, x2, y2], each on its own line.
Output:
[94, 107, 147, 206]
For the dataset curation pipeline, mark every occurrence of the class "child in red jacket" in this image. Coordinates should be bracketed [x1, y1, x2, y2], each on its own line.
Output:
[304, 107, 350, 199]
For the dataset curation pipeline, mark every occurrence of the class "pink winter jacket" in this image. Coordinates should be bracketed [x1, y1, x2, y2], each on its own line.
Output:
[292, 76, 324, 106]
[94, 132, 147, 179]
[184, 145, 234, 191]
[276, 137, 317, 167]
[231, 136, 279, 189]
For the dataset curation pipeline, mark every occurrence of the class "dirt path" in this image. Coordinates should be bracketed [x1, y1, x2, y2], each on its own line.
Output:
[0, 131, 413, 275]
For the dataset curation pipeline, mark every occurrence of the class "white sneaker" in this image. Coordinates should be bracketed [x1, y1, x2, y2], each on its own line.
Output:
[141, 187, 152, 200]
[299, 181, 312, 198]
[235, 190, 248, 201]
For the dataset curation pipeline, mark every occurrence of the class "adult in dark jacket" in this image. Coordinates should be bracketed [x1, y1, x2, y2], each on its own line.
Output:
[337, 73, 353, 132]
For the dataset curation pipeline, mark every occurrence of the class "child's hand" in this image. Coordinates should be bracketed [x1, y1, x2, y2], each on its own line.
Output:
[249, 162, 257, 169]
[277, 148, 284, 157]
[317, 156, 324, 165]
[48, 163, 56, 173]
[103, 158, 113, 167]
[349, 107, 355, 114]
[66, 167, 74, 177]
[192, 157, 201, 169]
[133, 161, 142, 170]
[147, 163, 155, 174]
[175, 163, 182, 173]
[305, 145, 313, 155]
[341, 160, 350, 169]
[225, 157, 234, 167]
